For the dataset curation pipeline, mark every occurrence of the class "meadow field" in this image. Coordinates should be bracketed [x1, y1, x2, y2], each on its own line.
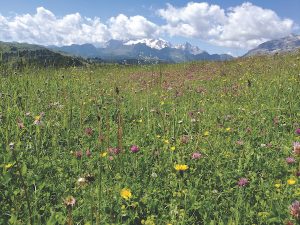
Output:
[1, 52, 300, 225]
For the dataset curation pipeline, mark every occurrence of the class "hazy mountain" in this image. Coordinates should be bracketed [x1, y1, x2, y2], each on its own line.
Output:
[244, 34, 300, 57]
[49, 39, 233, 63]
[0, 41, 83, 67]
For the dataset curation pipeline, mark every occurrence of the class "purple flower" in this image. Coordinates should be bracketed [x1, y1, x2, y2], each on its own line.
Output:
[192, 152, 202, 159]
[296, 128, 300, 135]
[237, 178, 249, 187]
[286, 157, 296, 164]
[294, 142, 300, 155]
[296, 171, 300, 177]
[108, 147, 120, 155]
[290, 200, 300, 219]
[85, 127, 93, 136]
[130, 145, 140, 153]
[86, 149, 92, 157]
[75, 151, 82, 159]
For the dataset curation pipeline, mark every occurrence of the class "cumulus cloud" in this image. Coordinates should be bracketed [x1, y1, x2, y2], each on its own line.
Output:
[0, 3, 296, 49]
[158, 2, 295, 49]
[0, 7, 158, 46]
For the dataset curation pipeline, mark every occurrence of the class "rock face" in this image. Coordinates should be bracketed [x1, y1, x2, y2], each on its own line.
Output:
[49, 39, 233, 63]
[244, 34, 300, 57]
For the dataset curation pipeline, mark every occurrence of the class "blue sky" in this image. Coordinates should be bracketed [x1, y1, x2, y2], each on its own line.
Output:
[0, 0, 299, 55]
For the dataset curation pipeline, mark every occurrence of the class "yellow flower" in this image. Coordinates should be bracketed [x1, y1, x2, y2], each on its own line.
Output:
[160, 101, 165, 105]
[170, 146, 176, 151]
[287, 179, 296, 185]
[226, 127, 231, 131]
[174, 164, 189, 171]
[4, 163, 13, 169]
[156, 135, 161, 139]
[120, 188, 132, 200]
[164, 139, 169, 144]
[204, 131, 209, 136]
[138, 119, 143, 123]
[35, 115, 41, 121]
[100, 152, 107, 157]
[274, 183, 281, 188]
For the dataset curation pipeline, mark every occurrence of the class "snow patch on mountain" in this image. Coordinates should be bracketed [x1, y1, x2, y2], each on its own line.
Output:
[124, 38, 171, 50]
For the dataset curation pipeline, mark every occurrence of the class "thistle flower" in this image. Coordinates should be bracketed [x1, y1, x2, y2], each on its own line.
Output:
[286, 157, 296, 164]
[237, 178, 249, 187]
[64, 196, 76, 207]
[295, 128, 300, 135]
[130, 145, 140, 153]
[192, 152, 202, 159]
[290, 200, 300, 219]
[294, 142, 300, 155]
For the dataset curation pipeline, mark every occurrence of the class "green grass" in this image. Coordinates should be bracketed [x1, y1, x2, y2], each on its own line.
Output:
[1, 52, 300, 225]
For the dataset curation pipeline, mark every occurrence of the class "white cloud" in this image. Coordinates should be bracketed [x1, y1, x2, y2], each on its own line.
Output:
[108, 14, 159, 40]
[0, 3, 296, 50]
[158, 2, 295, 49]
[0, 7, 157, 46]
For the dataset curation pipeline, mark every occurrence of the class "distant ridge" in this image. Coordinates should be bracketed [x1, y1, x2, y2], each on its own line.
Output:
[244, 34, 300, 57]
[49, 39, 233, 63]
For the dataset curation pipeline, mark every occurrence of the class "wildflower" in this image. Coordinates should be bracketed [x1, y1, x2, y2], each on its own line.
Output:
[174, 164, 189, 171]
[170, 146, 176, 151]
[86, 149, 92, 157]
[296, 171, 300, 177]
[288, 178, 297, 185]
[286, 157, 296, 164]
[286, 221, 294, 225]
[75, 151, 82, 159]
[108, 147, 120, 155]
[100, 152, 107, 157]
[204, 131, 209, 136]
[192, 152, 202, 159]
[164, 139, 169, 144]
[225, 127, 231, 132]
[294, 142, 300, 155]
[9, 142, 15, 150]
[180, 135, 189, 144]
[138, 119, 143, 123]
[130, 145, 140, 153]
[64, 196, 76, 207]
[151, 172, 158, 178]
[237, 178, 249, 187]
[4, 163, 14, 169]
[85, 127, 93, 136]
[274, 183, 281, 188]
[109, 156, 114, 161]
[120, 188, 132, 200]
[77, 177, 87, 186]
[290, 200, 300, 219]
[296, 128, 300, 135]
[156, 135, 161, 139]
[236, 140, 244, 146]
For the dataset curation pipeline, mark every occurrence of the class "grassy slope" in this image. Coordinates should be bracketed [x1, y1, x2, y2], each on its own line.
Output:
[0, 51, 300, 224]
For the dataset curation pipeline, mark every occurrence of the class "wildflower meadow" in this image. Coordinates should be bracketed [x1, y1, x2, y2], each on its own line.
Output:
[1, 51, 300, 224]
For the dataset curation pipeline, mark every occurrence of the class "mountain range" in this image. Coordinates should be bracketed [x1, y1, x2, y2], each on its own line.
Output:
[49, 39, 233, 63]
[244, 34, 300, 57]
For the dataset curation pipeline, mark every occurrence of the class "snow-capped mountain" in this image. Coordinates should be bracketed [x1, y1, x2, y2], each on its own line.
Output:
[124, 38, 171, 50]
[244, 34, 300, 57]
[174, 42, 204, 55]
[49, 39, 233, 63]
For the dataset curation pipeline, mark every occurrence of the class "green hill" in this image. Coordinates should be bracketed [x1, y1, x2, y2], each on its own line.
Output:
[0, 41, 83, 68]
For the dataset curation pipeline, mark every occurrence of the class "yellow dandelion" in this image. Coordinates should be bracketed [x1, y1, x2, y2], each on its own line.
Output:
[226, 127, 231, 131]
[274, 183, 281, 188]
[35, 115, 41, 121]
[120, 188, 132, 200]
[174, 164, 189, 171]
[164, 139, 169, 144]
[204, 131, 209, 136]
[100, 152, 107, 157]
[4, 163, 13, 169]
[170, 146, 176, 151]
[287, 178, 296, 185]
